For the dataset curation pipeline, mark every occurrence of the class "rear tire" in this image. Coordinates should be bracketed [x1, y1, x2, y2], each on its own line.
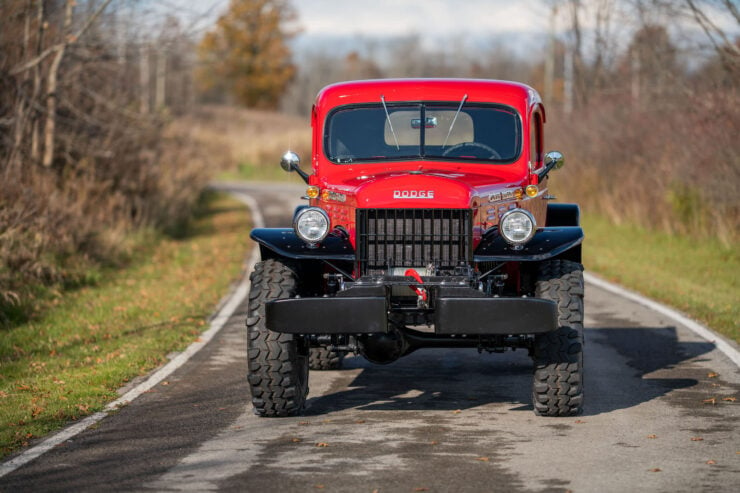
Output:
[309, 347, 345, 370]
[246, 259, 309, 417]
[531, 259, 584, 417]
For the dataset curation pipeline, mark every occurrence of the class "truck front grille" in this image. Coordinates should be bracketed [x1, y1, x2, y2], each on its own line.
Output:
[357, 209, 472, 274]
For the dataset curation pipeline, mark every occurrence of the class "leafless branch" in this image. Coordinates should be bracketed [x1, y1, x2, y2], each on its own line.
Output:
[10, 0, 115, 76]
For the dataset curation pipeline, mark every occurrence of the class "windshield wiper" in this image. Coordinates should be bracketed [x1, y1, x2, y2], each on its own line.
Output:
[442, 93, 468, 149]
[381, 94, 400, 150]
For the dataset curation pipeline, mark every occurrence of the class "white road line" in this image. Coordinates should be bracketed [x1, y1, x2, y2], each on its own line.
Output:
[0, 192, 263, 479]
[584, 272, 740, 367]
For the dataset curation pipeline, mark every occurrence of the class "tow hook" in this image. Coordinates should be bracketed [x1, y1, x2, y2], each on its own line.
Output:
[405, 269, 428, 308]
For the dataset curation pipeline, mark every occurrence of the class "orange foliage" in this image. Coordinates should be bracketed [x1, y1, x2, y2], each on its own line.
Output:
[196, 0, 296, 109]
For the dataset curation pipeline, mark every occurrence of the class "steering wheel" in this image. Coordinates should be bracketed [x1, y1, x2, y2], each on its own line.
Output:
[442, 142, 501, 160]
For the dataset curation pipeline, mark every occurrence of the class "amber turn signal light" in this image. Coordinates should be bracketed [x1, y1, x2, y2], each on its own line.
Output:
[306, 186, 320, 199]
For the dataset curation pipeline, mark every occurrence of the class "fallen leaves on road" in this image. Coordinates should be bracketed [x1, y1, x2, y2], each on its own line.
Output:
[453, 409, 461, 414]
[355, 419, 366, 424]
[722, 397, 736, 402]
[691, 437, 704, 441]
[161, 381, 169, 386]
[649, 468, 662, 472]
[476, 457, 490, 462]
[314, 484, 325, 489]
[575, 420, 586, 424]
[316, 442, 329, 447]
[707, 372, 719, 378]
[430, 441, 439, 446]
[413, 488, 429, 492]
[291, 438, 302, 443]
[706, 460, 716, 465]
[703, 398, 717, 405]
[647, 434, 657, 439]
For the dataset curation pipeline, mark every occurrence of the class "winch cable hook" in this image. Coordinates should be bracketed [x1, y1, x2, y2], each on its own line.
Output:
[404, 269, 428, 302]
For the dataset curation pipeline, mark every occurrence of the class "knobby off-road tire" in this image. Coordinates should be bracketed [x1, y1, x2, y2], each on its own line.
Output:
[532, 259, 584, 417]
[309, 347, 345, 370]
[246, 259, 309, 417]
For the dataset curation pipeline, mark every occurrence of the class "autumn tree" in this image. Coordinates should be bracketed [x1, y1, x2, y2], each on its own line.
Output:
[196, 0, 296, 108]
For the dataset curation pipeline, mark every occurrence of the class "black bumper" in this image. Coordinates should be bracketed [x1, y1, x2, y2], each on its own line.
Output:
[265, 293, 557, 335]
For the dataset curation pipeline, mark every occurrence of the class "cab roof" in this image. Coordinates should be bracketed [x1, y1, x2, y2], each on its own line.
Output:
[314, 79, 543, 117]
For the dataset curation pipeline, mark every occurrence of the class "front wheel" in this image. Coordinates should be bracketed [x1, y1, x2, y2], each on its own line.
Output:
[531, 260, 584, 416]
[246, 259, 309, 417]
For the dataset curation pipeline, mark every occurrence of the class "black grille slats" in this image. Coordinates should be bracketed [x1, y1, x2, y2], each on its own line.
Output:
[357, 209, 472, 274]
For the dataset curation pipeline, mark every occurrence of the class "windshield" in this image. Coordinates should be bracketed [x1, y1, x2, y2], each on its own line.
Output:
[325, 103, 521, 164]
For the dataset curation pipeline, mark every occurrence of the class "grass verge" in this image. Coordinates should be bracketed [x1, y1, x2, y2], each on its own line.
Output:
[582, 213, 739, 343]
[217, 159, 303, 182]
[0, 192, 251, 459]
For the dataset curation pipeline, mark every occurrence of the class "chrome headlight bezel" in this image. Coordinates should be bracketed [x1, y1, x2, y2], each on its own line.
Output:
[293, 207, 330, 245]
[500, 208, 536, 246]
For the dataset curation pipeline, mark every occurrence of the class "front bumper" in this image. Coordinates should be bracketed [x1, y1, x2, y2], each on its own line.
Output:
[265, 285, 557, 335]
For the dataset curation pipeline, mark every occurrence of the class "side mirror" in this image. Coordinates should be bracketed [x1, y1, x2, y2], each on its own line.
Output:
[280, 150, 300, 172]
[537, 151, 565, 180]
[280, 150, 309, 183]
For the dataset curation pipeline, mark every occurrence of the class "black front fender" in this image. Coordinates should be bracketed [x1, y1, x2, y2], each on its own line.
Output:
[250, 228, 356, 261]
[474, 226, 583, 262]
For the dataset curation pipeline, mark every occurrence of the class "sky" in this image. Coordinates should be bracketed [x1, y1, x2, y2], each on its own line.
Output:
[291, 0, 545, 40]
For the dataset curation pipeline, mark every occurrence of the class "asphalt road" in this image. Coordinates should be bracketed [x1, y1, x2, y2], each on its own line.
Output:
[2, 182, 738, 493]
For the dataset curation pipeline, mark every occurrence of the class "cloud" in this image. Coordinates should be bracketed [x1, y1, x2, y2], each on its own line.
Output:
[293, 0, 545, 39]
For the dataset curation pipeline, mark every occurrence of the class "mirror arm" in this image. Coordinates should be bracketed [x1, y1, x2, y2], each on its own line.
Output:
[536, 151, 564, 181]
[536, 160, 557, 181]
[293, 164, 310, 184]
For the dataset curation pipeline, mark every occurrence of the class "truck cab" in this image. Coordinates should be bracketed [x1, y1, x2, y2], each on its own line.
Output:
[247, 79, 584, 417]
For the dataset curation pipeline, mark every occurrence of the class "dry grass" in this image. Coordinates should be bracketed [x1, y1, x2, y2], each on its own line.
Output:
[548, 90, 740, 245]
[185, 105, 311, 181]
[0, 117, 215, 328]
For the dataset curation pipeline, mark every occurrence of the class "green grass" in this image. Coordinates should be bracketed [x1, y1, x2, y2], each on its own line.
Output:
[217, 160, 295, 182]
[0, 193, 251, 458]
[582, 213, 739, 342]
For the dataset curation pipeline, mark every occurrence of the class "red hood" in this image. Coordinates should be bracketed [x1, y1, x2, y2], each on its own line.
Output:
[326, 169, 526, 208]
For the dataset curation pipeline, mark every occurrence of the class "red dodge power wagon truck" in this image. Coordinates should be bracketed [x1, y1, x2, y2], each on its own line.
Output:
[247, 79, 584, 417]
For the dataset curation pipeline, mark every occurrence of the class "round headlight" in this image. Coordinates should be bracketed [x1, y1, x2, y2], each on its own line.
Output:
[500, 209, 536, 246]
[294, 207, 330, 245]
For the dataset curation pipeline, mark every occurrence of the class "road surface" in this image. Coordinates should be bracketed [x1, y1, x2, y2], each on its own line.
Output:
[1, 181, 738, 493]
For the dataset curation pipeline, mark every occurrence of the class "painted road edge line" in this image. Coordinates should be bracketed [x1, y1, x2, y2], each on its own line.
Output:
[0, 193, 263, 479]
[584, 272, 740, 368]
